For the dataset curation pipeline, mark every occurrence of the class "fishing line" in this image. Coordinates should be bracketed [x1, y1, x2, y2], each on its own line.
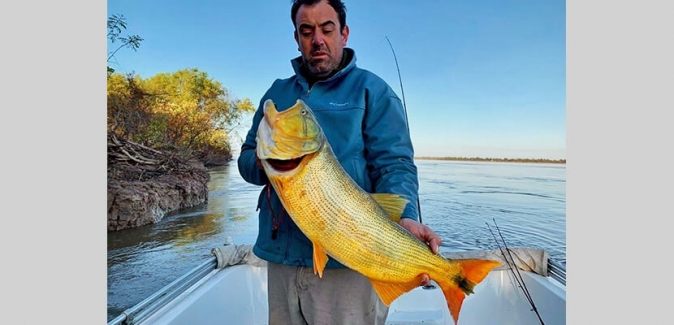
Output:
[487, 219, 545, 325]
[385, 36, 409, 131]
[385, 36, 422, 225]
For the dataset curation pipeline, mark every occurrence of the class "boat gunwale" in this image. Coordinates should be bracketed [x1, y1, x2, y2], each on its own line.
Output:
[108, 257, 218, 325]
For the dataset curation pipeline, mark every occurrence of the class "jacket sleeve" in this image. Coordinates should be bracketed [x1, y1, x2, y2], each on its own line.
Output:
[362, 89, 420, 221]
[237, 98, 269, 186]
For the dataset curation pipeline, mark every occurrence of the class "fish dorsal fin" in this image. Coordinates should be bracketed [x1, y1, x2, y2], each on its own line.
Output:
[312, 241, 329, 278]
[369, 277, 424, 306]
[370, 193, 409, 223]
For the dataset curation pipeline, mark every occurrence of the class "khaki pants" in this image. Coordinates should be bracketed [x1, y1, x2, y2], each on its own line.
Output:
[267, 262, 389, 325]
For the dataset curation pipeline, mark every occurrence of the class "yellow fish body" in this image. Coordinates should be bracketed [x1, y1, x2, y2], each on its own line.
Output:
[256, 99, 501, 325]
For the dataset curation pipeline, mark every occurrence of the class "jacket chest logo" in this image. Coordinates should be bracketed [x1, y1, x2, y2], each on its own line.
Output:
[329, 101, 349, 107]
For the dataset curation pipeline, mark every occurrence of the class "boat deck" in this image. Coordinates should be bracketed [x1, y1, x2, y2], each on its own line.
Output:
[135, 263, 565, 325]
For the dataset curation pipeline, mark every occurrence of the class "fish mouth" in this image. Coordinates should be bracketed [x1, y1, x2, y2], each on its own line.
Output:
[265, 156, 305, 172]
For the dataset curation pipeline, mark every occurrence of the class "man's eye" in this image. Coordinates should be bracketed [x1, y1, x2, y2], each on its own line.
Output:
[323, 29, 333, 34]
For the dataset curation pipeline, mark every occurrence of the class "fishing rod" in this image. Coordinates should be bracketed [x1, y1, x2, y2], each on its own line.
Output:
[385, 36, 422, 224]
[385, 36, 409, 130]
[487, 219, 545, 325]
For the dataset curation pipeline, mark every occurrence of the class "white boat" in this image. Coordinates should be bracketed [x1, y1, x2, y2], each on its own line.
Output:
[108, 243, 566, 325]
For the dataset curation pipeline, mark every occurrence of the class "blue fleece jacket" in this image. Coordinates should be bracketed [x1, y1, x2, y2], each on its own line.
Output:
[237, 48, 419, 269]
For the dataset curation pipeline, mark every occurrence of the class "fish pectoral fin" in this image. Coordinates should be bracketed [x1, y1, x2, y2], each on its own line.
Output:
[369, 277, 423, 306]
[370, 193, 410, 223]
[312, 242, 329, 278]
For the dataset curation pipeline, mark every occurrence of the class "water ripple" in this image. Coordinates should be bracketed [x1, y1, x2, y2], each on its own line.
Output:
[107, 160, 565, 321]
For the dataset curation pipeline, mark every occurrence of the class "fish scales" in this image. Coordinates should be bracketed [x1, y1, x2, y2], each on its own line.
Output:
[280, 144, 445, 281]
[256, 99, 501, 325]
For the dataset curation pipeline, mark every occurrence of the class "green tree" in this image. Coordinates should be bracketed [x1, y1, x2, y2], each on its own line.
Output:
[107, 73, 155, 139]
[107, 68, 256, 161]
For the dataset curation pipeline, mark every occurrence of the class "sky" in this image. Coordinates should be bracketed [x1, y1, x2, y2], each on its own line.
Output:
[107, 0, 566, 160]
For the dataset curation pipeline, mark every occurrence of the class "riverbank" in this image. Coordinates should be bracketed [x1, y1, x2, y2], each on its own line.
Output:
[107, 133, 230, 232]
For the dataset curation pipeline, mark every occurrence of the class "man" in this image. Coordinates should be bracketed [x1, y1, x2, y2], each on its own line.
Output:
[237, 0, 442, 324]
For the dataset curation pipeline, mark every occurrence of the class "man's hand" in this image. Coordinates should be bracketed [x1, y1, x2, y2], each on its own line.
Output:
[399, 217, 442, 286]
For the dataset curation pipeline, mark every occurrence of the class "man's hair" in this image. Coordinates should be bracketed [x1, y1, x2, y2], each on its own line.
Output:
[291, 0, 347, 32]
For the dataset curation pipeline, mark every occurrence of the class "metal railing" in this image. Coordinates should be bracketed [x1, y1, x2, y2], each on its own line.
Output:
[108, 257, 217, 325]
[547, 258, 566, 286]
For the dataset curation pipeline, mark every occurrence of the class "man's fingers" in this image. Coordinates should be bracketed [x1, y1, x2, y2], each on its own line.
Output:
[420, 274, 431, 286]
[399, 218, 442, 255]
[420, 226, 442, 255]
[429, 237, 442, 255]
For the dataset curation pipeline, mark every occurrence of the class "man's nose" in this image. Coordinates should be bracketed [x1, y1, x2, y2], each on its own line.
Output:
[312, 32, 325, 46]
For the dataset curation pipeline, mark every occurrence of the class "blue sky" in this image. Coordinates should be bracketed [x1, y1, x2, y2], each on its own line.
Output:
[107, 0, 566, 159]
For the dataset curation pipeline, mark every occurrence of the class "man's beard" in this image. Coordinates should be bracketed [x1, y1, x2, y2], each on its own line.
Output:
[305, 52, 339, 78]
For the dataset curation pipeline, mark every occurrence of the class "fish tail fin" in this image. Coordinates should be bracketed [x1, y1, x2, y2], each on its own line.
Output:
[436, 259, 501, 325]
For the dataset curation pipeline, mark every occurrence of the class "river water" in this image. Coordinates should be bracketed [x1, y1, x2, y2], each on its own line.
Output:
[107, 159, 566, 321]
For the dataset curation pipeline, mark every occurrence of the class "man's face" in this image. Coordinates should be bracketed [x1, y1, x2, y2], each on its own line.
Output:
[294, 0, 349, 79]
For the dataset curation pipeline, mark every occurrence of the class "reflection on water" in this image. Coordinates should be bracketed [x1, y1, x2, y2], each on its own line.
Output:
[107, 159, 566, 322]
[107, 161, 262, 321]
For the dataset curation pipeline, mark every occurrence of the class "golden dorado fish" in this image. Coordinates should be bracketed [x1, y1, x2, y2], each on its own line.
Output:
[256, 99, 501, 325]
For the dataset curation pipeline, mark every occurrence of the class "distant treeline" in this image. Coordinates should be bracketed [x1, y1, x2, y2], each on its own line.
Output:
[415, 156, 566, 164]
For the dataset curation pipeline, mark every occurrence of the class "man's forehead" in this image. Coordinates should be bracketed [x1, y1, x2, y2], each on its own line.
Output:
[295, 2, 339, 28]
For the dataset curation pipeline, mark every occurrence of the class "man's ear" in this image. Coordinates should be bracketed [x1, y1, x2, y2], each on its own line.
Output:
[294, 30, 300, 51]
[341, 25, 350, 46]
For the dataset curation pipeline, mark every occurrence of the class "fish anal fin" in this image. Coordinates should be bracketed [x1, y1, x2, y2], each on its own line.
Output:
[312, 241, 329, 278]
[369, 277, 422, 306]
[370, 193, 409, 223]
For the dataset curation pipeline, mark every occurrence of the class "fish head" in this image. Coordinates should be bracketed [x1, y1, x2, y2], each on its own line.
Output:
[256, 99, 324, 175]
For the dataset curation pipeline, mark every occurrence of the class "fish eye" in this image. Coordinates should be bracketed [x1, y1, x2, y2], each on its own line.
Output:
[301, 109, 307, 115]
